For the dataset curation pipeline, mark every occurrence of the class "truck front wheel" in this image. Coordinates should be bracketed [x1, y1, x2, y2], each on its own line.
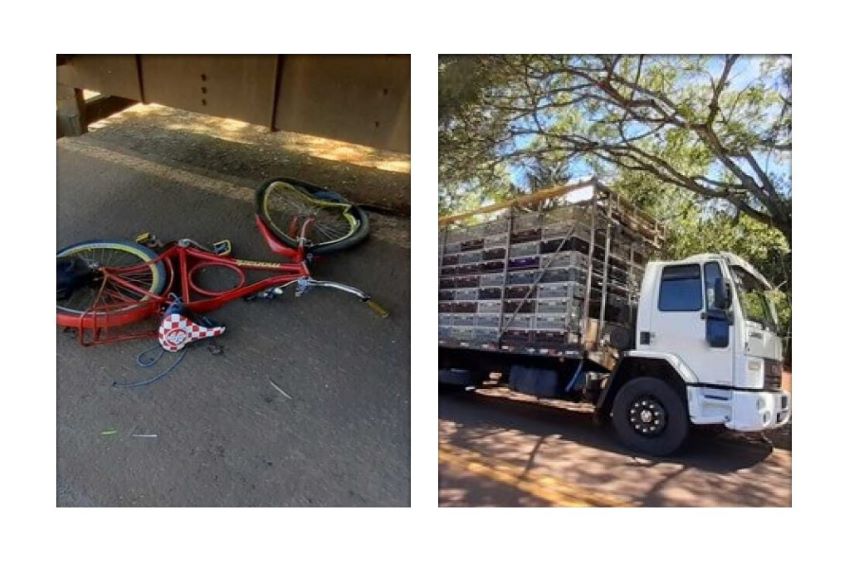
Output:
[612, 377, 689, 456]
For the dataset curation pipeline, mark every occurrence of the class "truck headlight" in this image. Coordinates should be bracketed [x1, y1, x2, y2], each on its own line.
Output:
[746, 357, 764, 387]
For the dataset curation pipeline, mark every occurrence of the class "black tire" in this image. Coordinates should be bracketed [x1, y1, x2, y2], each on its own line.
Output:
[255, 177, 370, 255]
[611, 377, 689, 456]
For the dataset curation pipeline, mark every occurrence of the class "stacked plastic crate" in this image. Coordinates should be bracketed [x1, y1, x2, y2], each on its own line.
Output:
[439, 205, 596, 353]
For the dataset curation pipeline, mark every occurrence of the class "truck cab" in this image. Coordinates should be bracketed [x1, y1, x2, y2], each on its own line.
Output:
[603, 252, 790, 454]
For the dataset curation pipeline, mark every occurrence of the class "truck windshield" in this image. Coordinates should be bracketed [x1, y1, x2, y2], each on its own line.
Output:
[730, 266, 778, 332]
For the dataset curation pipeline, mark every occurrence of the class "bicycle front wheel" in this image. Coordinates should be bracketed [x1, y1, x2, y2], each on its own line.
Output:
[57, 239, 167, 328]
[256, 177, 370, 255]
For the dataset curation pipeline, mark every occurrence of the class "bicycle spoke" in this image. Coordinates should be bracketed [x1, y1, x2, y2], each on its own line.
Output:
[59, 287, 93, 313]
[116, 271, 154, 285]
[266, 182, 356, 246]
[312, 220, 347, 241]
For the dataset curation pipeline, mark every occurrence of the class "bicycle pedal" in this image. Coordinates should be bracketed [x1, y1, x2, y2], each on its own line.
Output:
[212, 239, 232, 256]
[135, 231, 153, 244]
[135, 231, 162, 248]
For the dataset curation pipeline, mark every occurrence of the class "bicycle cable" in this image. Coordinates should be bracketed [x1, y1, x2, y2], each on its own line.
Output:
[112, 345, 188, 388]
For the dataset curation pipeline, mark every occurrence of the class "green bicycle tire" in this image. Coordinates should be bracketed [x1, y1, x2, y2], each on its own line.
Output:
[255, 177, 370, 255]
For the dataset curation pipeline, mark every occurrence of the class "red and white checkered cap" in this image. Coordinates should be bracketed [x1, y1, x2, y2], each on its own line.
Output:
[158, 312, 226, 352]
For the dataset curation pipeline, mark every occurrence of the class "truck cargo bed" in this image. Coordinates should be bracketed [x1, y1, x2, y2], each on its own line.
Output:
[438, 179, 663, 357]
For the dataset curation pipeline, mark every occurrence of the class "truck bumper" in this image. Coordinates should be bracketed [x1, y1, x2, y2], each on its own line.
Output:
[725, 389, 791, 432]
[688, 387, 791, 431]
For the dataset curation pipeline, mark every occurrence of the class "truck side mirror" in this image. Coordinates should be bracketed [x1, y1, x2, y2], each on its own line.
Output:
[705, 309, 730, 348]
[713, 277, 730, 310]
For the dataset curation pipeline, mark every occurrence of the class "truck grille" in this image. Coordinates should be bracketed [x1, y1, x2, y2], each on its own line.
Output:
[763, 359, 783, 390]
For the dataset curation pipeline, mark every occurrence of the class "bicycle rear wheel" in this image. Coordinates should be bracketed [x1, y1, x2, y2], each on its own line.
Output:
[256, 177, 370, 255]
[57, 239, 167, 328]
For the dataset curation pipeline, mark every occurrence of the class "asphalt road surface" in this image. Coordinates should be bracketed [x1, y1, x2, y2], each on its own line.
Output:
[439, 388, 791, 507]
[56, 127, 410, 506]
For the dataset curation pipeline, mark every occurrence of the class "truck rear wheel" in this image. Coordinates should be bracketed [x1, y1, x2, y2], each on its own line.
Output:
[612, 377, 688, 456]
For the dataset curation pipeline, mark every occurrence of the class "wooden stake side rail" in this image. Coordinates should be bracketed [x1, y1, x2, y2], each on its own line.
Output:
[439, 178, 665, 249]
[438, 180, 597, 226]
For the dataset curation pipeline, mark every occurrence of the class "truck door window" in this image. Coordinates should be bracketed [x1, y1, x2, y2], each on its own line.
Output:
[730, 266, 777, 331]
[703, 261, 723, 309]
[658, 264, 703, 312]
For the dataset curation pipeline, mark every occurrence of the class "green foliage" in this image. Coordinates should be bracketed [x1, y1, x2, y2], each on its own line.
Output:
[438, 163, 516, 217]
[439, 55, 792, 244]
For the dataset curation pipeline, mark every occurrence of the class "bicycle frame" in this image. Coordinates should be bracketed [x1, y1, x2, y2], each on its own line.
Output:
[58, 214, 381, 346]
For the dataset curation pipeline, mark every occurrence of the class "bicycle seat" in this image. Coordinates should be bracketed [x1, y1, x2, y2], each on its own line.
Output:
[158, 300, 225, 352]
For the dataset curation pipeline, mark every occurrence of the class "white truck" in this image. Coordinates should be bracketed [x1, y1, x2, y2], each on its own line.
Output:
[438, 178, 790, 455]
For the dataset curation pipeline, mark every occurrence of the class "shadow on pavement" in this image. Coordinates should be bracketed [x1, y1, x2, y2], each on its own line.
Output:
[442, 391, 776, 473]
[440, 390, 791, 507]
[84, 103, 410, 214]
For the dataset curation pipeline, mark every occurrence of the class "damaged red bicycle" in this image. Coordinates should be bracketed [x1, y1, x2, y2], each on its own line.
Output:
[56, 177, 388, 348]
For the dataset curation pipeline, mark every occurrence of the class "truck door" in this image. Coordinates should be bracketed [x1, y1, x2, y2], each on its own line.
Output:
[649, 262, 735, 386]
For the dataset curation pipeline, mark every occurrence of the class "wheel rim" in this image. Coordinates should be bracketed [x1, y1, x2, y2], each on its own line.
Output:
[57, 243, 162, 315]
[262, 181, 358, 247]
[628, 395, 668, 436]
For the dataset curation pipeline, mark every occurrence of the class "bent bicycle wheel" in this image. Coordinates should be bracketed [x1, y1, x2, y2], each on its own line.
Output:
[57, 239, 167, 328]
[256, 177, 370, 255]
